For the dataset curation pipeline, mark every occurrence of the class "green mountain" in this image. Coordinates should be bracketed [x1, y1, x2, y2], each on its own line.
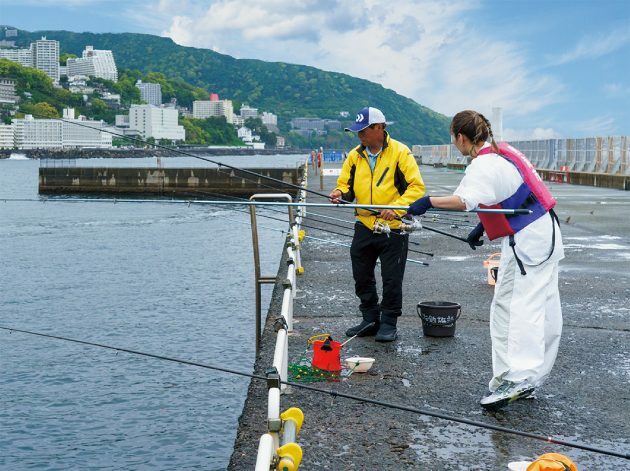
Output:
[8, 28, 451, 146]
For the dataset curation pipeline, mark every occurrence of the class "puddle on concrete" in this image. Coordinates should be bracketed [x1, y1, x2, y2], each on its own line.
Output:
[564, 243, 628, 250]
[396, 345, 424, 356]
[441, 256, 472, 262]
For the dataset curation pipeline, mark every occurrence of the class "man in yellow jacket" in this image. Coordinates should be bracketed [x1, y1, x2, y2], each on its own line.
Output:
[329, 107, 425, 342]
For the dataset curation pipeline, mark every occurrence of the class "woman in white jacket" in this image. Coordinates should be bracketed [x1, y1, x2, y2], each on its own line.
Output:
[407, 110, 564, 411]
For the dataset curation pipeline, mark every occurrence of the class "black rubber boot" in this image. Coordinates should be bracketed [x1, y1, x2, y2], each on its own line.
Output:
[345, 308, 380, 337]
[345, 320, 379, 337]
[375, 316, 398, 342]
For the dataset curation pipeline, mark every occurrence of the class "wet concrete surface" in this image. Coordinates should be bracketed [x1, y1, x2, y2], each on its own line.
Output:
[229, 165, 629, 470]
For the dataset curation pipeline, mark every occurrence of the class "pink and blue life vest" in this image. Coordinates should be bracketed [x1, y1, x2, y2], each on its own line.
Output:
[477, 143, 556, 241]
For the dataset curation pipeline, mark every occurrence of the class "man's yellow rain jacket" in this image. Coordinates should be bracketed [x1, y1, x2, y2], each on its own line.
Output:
[334, 132, 425, 230]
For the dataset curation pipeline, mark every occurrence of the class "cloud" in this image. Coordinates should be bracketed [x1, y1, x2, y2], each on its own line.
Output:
[548, 27, 630, 66]
[145, 0, 565, 130]
[503, 127, 563, 141]
[604, 82, 630, 97]
[4, 0, 109, 5]
[571, 115, 617, 136]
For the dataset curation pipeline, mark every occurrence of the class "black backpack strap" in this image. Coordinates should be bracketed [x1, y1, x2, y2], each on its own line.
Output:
[509, 209, 560, 276]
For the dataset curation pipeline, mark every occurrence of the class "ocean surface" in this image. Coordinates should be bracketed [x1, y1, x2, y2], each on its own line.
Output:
[0, 154, 306, 470]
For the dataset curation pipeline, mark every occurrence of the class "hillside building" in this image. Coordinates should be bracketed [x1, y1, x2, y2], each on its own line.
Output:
[290, 117, 326, 136]
[0, 37, 60, 83]
[261, 112, 277, 126]
[67, 46, 118, 82]
[136, 80, 162, 106]
[32, 38, 60, 83]
[0, 77, 18, 104]
[12, 109, 112, 149]
[0, 47, 33, 68]
[0, 123, 15, 148]
[239, 104, 258, 120]
[128, 104, 185, 141]
[192, 99, 234, 123]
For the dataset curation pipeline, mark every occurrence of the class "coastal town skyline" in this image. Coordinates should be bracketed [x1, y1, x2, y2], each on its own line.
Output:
[2, 0, 630, 139]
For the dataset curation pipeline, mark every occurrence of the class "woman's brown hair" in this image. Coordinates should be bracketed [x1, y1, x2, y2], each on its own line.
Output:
[451, 110, 500, 155]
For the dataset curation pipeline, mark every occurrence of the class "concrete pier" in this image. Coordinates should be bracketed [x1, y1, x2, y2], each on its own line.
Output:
[38, 167, 303, 197]
[229, 166, 629, 469]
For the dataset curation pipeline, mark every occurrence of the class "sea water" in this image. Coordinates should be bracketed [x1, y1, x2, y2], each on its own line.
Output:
[0, 154, 305, 470]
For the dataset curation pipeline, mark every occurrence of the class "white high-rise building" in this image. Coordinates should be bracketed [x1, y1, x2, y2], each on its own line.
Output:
[136, 80, 162, 106]
[32, 38, 60, 83]
[13, 113, 112, 149]
[129, 105, 185, 141]
[14, 115, 63, 149]
[192, 99, 234, 123]
[0, 47, 33, 67]
[0, 37, 60, 83]
[67, 46, 118, 82]
[0, 124, 15, 149]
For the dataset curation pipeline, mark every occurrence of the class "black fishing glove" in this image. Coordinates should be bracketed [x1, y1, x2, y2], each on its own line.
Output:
[467, 223, 485, 250]
[407, 196, 432, 215]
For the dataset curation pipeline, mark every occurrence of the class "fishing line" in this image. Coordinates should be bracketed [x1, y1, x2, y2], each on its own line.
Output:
[1, 325, 626, 460]
[182, 192, 433, 258]
[189, 188, 433, 253]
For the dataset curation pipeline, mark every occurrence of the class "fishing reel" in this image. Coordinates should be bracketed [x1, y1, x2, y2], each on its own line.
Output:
[373, 217, 423, 236]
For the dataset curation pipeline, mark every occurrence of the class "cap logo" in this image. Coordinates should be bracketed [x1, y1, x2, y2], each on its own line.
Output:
[356, 113, 365, 123]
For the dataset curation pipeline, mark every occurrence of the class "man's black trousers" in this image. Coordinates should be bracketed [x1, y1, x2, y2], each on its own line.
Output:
[350, 222, 409, 319]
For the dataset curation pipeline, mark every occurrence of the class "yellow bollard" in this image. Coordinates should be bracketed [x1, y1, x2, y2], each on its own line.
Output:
[280, 407, 304, 435]
[296, 266, 305, 275]
[298, 230, 305, 242]
[276, 443, 302, 471]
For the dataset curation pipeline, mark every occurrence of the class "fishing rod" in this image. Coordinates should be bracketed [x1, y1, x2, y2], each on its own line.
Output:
[26, 116, 530, 217]
[193, 192, 433, 257]
[182, 189, 433, 255]
[206, 209, 430, 266]
[31, 116, 525, 248]
[0, 196, 493, 245]
[193, 197, 434, 258]
[1, 325, 627, 460]
[0, 197, 530, 215]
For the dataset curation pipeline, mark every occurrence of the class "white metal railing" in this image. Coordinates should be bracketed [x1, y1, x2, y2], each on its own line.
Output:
[412, 136, 629, 175]
[252, 165, 307, 470]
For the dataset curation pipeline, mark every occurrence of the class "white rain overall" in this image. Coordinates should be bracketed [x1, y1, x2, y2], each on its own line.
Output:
[454, 143, 565, 392]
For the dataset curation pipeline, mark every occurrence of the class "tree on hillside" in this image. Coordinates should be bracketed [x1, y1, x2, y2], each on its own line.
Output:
[59, 53, 77, 65]
[31, 102, 59, 118]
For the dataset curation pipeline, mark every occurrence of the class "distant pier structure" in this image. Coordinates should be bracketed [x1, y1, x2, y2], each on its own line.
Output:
[413, 134, 630, 190]
[39, 164, 304, 197]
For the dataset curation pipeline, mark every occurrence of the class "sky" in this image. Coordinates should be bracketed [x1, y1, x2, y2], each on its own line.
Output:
[2, 0, 629, 139]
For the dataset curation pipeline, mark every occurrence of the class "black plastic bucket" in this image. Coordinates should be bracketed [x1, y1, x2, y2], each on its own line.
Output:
[416, 301, 461, 337]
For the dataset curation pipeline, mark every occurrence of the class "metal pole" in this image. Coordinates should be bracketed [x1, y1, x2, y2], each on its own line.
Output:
[249, 193, 293, 355]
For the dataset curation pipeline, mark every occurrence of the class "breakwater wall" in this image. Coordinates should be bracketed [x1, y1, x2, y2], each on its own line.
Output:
[1, 147, 300, 160]
[440, 163, 630, 190]
[39, 167, 303, 197]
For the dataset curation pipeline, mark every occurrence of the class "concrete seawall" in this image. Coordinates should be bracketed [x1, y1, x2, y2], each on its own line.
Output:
[39, 167, 303, 197]
[1, 147, 301, 159]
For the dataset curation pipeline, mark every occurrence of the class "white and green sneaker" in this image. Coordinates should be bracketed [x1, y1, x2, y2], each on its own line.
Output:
[480, 381, 535, 411]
